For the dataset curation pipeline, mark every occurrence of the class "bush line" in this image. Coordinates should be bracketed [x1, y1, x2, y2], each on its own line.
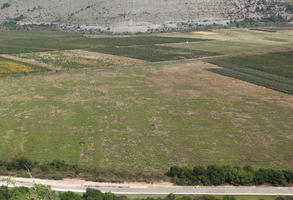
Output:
[167, 165, 293, 186]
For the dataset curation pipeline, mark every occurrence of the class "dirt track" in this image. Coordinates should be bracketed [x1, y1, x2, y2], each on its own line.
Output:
[0, 176, 292, 195]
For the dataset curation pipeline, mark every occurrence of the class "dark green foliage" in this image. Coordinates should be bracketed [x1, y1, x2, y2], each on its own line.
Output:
[6, 157, 35, 171]
[207, 165, 225, 186]
[92, 45, 220, 62]
[167, 165, 293, 186]
[275, 197, 293, 200]
[207, 51, 293, 95]
[0, 186, 10, 200]
[222, 197, 236, 200]
[60, 191, 83, 200]
[1, 158, 84, 176]
[83, 188, 104, 200]
[0, 3, 10, 9]
[0, 186, 30, 200]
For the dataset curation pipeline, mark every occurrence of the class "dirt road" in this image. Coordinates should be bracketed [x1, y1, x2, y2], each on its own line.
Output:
[0, 176, 292, 195]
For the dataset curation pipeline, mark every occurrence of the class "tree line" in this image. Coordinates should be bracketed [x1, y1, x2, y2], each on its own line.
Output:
[167, 165, 293, 186]
[0, 157, 86, 179]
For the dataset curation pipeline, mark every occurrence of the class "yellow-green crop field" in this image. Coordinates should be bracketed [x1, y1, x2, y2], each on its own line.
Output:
[0, 58, 41, 74]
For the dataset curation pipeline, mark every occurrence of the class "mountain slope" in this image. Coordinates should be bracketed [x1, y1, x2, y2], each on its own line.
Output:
[0, 0, 292, 32]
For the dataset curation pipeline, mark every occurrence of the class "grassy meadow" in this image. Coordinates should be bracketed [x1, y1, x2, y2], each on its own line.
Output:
[0, 27, 292, 181]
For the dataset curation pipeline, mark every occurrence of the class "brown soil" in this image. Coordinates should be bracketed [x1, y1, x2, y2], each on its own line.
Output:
[192, 31, 216, 35]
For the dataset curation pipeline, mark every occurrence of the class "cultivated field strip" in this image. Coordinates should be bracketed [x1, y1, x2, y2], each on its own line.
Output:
[209, 67, 293, 95]
[207, 50, 293, 95]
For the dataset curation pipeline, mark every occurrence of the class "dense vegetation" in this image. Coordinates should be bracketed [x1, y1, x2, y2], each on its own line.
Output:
[0, 185, 293, 200]
[167, 165, 293, 186]
[0, 158, 88, 180]
[207, 51, 293, 95]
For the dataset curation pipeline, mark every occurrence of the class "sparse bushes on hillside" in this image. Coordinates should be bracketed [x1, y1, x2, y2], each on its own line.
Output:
[0, 3, 10, 9]
[167, 165, 293, 186]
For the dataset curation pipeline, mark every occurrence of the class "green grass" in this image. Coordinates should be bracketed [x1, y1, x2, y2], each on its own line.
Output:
[0, 60, 292, 180]
[0, 28, 292, 181]
[207, 51, 293, 94]
[91, 45, 220, 62]
[0, 30, 209, 54]
[210, 51, 293, 79]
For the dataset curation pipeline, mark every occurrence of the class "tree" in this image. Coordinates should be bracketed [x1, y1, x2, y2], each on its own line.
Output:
[83, 188, 104, 200]
[165, 193, 176, 200]
[59, 191, 82, 200]
[207, 165, 225, 185]
[0, 186, 10, 200]
[104, 192, 116, 200]
[21, 184, 58, 200]
[222, 196, 236, 200]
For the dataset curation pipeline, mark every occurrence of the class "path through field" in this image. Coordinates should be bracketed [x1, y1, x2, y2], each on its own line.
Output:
[0, 176, 293, 195]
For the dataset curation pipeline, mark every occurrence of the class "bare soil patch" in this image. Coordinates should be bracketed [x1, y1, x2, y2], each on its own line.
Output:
[192, 31, 216, 35]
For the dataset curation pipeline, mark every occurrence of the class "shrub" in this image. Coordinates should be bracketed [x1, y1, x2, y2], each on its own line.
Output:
[1, 3, 10, 9]
[6, 157, 34, 171]
[83, 188, 104, 200]
[60, 191, 82, 200]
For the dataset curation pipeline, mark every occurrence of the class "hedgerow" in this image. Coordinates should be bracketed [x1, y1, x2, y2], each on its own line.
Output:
[167, 165, 293, 186]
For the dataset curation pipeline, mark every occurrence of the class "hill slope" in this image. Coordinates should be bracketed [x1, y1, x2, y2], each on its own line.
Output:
[0, 0, 292, 32]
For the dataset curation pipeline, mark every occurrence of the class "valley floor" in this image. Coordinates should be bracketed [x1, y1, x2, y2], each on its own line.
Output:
[0, 27, 292, 181]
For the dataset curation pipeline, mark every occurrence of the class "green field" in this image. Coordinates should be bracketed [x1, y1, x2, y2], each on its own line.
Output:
[0, 30, 208, 54]
[207, 51, 293, 94]
[92, 45, 220, 62]
[0, 28, 292, 181]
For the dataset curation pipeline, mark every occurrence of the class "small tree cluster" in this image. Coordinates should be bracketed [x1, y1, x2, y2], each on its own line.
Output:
[167, 165, 293, 186]
[0, 157, 85, 175]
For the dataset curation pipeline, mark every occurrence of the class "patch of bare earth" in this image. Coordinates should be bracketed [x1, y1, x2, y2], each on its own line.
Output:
[192, 31, 216, 35]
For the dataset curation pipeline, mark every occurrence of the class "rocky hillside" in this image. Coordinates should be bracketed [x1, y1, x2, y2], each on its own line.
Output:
[0, 0, 292, 32]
